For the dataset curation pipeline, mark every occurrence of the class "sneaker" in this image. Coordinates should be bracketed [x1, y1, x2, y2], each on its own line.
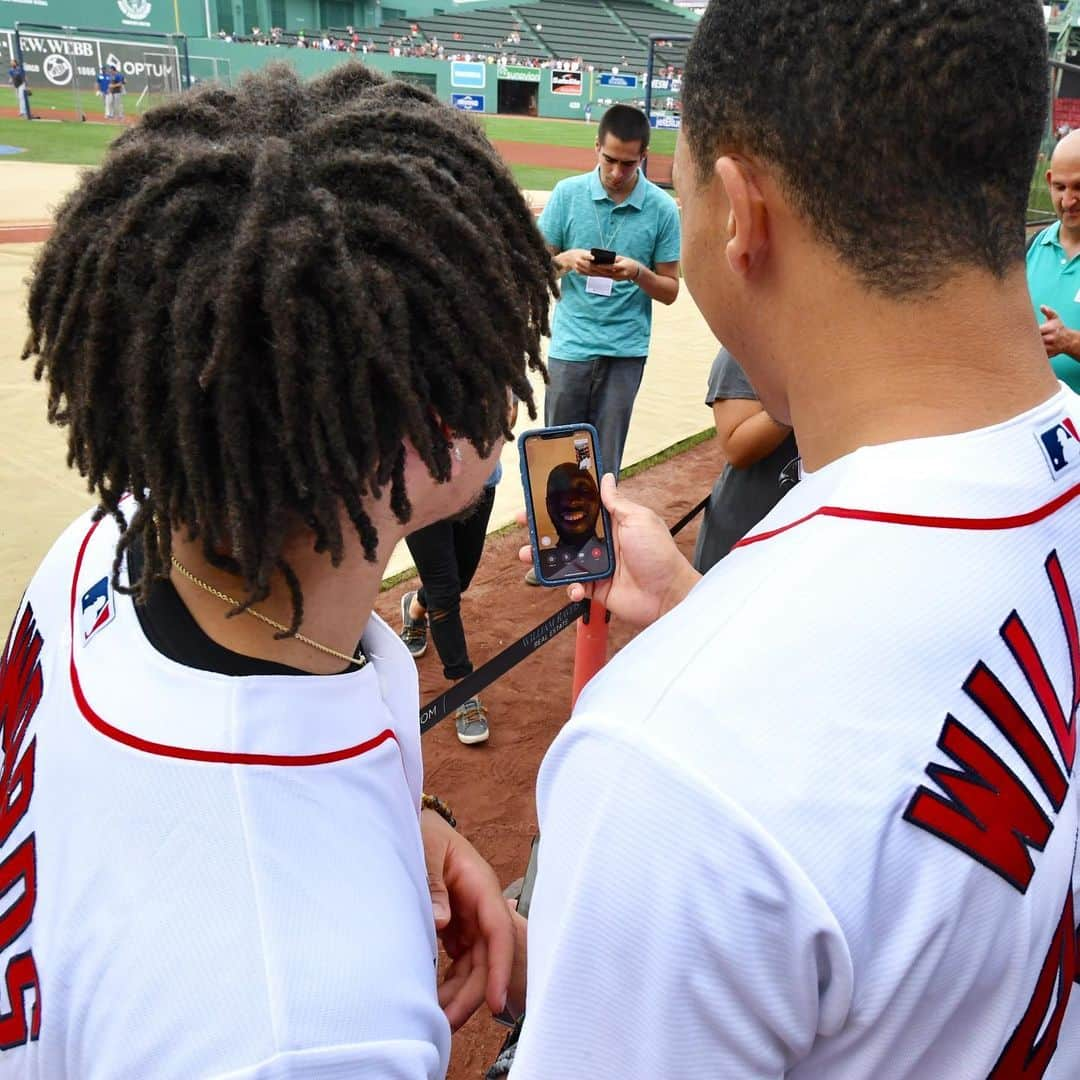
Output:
[399, 590, 428, 658]
[524, 566, 539, 586]
[453, 697, 490, 745]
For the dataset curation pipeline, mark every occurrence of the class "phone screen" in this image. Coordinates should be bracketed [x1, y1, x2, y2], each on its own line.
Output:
[521, 426, 612, 583]
[590, 248, 616, 265]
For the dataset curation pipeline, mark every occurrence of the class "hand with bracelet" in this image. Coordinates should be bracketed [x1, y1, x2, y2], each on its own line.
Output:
[420, 805, 516, 1030]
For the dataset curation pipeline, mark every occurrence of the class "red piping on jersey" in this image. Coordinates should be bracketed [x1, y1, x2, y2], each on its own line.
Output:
[733, 476, 1080, 550]
[69, 514, 399, 766]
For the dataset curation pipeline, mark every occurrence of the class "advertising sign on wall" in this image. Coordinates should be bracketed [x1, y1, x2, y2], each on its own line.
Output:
[451, 60, 485, 89]
[3, 28, 180, 94]
[649, 114, 681, 130]
[551, 65, 582, 95]
[452, 93, 484, 111]
[497, 63, 540, 83]
[600, 73, 637, 88]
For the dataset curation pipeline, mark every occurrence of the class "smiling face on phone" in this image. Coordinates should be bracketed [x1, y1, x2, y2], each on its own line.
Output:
[520, 424, 614, 584]
[545, 463, 601, 545]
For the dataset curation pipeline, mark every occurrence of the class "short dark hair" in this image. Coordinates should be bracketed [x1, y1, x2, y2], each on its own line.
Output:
[24, 62, 555, 632]
[683, 0, 1048, 297]
[598, 103, 650, 153]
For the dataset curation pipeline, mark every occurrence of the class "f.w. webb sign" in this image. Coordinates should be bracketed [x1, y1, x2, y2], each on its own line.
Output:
[2, 30, 180, 94]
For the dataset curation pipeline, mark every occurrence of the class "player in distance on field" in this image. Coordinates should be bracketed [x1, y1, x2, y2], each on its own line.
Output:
[510, 1, 1080, 1076]
[6, 62, 555, 1076]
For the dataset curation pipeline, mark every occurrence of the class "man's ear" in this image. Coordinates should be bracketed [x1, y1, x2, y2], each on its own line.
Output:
[1046, 168, 1054, 190]
[716, 156, 768, 278]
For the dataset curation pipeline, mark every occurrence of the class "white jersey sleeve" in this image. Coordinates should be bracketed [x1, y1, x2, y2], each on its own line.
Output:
[511, 721, 853, 1079]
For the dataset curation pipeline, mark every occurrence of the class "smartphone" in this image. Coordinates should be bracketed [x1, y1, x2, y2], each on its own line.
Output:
[518, 423, 615, 587]
[590, 247, 616, 265]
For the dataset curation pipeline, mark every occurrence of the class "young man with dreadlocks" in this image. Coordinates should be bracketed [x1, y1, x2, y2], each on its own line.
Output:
[4, 62, 554, 1076]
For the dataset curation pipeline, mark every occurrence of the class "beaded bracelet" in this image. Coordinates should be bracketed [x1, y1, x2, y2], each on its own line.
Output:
[421, 793, 457, 829]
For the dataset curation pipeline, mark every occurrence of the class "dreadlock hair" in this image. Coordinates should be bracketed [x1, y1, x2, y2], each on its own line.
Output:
[682, 0, 1048, 297]
[23, 61, 556, 634]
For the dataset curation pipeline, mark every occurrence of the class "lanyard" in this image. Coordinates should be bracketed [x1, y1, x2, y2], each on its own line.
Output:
[592, 186, 627, 250]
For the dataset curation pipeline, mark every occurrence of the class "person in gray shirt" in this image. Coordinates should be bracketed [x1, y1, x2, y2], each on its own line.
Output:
[692, 348, 797, 573]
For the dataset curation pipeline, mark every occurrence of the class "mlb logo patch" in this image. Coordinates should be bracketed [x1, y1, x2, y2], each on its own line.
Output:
[1036, 417, 1080, 479]
[81, 576, 115, 644]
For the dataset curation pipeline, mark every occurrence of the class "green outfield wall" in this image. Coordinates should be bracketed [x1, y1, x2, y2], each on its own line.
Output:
[2, 1, 675, 126]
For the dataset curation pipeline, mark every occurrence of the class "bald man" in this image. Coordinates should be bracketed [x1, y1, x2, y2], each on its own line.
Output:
[1027, 128, 1080, 391]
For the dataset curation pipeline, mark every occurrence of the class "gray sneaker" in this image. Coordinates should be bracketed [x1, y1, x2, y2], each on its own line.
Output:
[453, 697, 489, 745]
[399, 590, 428, 658]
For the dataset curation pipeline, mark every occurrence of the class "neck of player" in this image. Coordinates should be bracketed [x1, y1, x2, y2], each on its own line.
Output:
[774, 264, 1060, 474]
[168, 518, 397, 676]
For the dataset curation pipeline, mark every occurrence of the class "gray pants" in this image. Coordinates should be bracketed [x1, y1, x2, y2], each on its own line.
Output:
[544, 356, 646, 479]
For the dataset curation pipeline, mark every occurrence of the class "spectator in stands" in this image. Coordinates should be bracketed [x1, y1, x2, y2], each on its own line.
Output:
[530, 104, 680, 586]
[692, 348, 797, 573]
[8, 57, 29, 120]
[1028, 128, 1080, 393]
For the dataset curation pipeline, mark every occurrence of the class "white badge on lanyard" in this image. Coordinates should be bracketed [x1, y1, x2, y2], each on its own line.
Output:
[586, 275, 614, 297]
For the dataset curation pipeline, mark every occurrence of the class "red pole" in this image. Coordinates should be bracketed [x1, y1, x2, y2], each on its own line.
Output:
[571, 599, 609, 707]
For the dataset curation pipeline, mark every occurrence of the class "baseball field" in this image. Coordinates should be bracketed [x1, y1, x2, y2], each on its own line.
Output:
[0, 100, 718, 1077]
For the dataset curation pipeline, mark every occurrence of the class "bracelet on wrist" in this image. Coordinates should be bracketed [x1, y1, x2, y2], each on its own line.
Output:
[633, 263, 642, 281]
[421, 793, 457, 829]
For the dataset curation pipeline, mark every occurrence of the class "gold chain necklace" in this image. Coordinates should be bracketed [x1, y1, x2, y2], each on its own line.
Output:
[169, 556, 367, 670]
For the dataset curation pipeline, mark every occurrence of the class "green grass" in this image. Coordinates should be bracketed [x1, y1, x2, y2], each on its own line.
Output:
[478, 114, 677, 157]
[0, 116, 616, 190]
[0, 117, 120, 164]
[17, 85, 174, 118]
[509, 164, 579, 190]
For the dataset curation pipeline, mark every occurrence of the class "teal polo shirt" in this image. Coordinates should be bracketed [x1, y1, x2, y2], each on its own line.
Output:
[538, 168, 681, 361]
[1026, 220, 1080, 392]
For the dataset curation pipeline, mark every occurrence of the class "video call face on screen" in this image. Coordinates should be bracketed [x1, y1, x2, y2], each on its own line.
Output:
[521, 427, 612, 584]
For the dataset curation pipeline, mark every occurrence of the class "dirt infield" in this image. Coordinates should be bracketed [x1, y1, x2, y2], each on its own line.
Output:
[374, 436, 720, 1080]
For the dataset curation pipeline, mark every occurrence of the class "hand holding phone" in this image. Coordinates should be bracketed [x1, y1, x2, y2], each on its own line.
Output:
[590, 247, 617, 266]
[519, 424, 615, 587]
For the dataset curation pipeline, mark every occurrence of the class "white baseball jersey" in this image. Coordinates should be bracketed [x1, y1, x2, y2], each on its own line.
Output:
[0, 509, 449, 1077]
[513, 387, 1080, 1078]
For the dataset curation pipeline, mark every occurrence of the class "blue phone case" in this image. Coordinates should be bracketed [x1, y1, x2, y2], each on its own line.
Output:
[518, 423, 616, 587]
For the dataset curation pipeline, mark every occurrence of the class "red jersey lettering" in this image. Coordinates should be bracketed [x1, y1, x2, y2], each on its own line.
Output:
[0, 606, 43, 1049]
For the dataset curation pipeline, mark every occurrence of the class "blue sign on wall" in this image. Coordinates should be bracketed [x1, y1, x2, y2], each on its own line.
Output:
[452, 93, 486, 112]
[600, 73, 638, 88]
[451, 61, 486, 89]
[649, 114, 681, 130]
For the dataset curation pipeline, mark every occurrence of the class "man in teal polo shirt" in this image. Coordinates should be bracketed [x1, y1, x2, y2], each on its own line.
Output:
[1027, 128, 1080, 392]
[537, 104, 681, 485]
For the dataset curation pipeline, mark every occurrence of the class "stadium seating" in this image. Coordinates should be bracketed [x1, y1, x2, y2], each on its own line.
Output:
[372, 0, 696, 73]
[236, 0, 696, 75]
[403, 8, 549, 60]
